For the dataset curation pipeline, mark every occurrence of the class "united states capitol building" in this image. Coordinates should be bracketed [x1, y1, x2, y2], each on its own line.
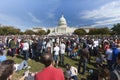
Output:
[33, 15, 77, 35]
[33, 15, 93, 35]
[48, 15, 77, 35]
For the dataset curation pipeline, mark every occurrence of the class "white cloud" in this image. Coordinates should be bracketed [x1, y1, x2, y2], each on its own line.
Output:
[92, 20, 120, 27]
[0, 13, 23, 27]
[82, 0, 120, 26]
[45, 0, 60, 19]
[0, 13, 34, 31]
[95, 18, 120, 24]
[28, 12, 41, 23]
[46, 7, 57, 19]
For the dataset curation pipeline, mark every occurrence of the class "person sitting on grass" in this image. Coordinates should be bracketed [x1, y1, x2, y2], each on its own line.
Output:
[64, 63, 78, 80]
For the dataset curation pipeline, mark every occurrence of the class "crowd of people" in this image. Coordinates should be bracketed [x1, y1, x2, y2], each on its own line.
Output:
[0, 35, 120, 80]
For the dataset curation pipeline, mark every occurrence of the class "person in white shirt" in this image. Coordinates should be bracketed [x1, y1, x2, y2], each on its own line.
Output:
[65, 64, 78, 80]
[93, 40, 99, 48]
[23, 40, 29, 60]
[59, 42, 66, 65]
[93, 39, 99, 56]
[53, 43, 60, 67]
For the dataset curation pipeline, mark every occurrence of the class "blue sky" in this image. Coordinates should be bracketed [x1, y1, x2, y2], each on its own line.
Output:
[0, 0, 120, 31]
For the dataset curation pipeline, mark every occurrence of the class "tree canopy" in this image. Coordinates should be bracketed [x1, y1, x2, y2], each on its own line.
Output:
[111, 23, 120, 35]
[46, 29, 50, 35]
[88, 27, 110, 35]
[74, 29, 86, 35]
[36, 30, 46, 35]
[24, 30, 35, 35]
[1, 23, 120, 35]
[0, 26, 21, 35]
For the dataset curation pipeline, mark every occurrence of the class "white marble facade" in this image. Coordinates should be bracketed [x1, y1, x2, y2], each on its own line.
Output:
[49, 15, 77, 35]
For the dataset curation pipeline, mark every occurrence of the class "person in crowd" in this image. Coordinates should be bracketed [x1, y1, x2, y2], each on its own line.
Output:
[0, 50, 7, 62]
[112, 45, 119, 64]
[92, 38, 99, 56]
[117, 43, 120, 52]
[23, 40, 30, 60]
[66, 40, 71, 56]
[0, 59, 32, 80]
[14, 60, 31, 71]
[31, 39, 37, 59]
[64, 63, 78, 80]
[78, 44, 89, 75]
[88, 65, 110, 80]
[53, 43, 60, 67]
[42, 39, 46, 53]
[36, 39, 43, 60]
[59, 41, 66, 66]
[46, 40, 52, 53]
[99, 67, 110, 80]
[88, 69, 99, 80]
[88, 42, 94, 62]
[110, 53, 120, 80]
[1, 38, 7, 55]
[95, 54, 105, 68]
[24, 70, 35, 80]
[67, 45, 72, 57]
[19, 39, 24, 55]
[105, 45, 113, 71]
[35, 53, 64, 80]
[70, 45, 78, 59]
[104, 41, 110, 52]
[9, 38, 17, 57]
[0, 59, 14, 80]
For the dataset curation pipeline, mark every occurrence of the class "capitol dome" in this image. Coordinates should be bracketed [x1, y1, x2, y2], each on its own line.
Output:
[58, 15, 67, 26]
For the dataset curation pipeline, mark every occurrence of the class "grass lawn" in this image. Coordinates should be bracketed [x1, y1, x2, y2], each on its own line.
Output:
[7, 55, 96, 80]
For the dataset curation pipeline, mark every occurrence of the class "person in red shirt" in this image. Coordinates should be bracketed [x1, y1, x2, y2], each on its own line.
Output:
[35, 53, 64, 80]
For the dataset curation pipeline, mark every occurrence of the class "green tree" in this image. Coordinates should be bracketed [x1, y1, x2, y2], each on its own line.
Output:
[97, 27, 110, 35]
[88, 27, 110, 35]
[88, 28, 97, 35]
[0, 27, 3, 35]
[46, 29, 50, 35]
[36, 30, 46, 35]
[111, 23, 120, 35]
[74, 29, 86, 35]
[8, 27, 21, 35]
[0, 26, 21, 35]
[24, 30, 35, 35]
